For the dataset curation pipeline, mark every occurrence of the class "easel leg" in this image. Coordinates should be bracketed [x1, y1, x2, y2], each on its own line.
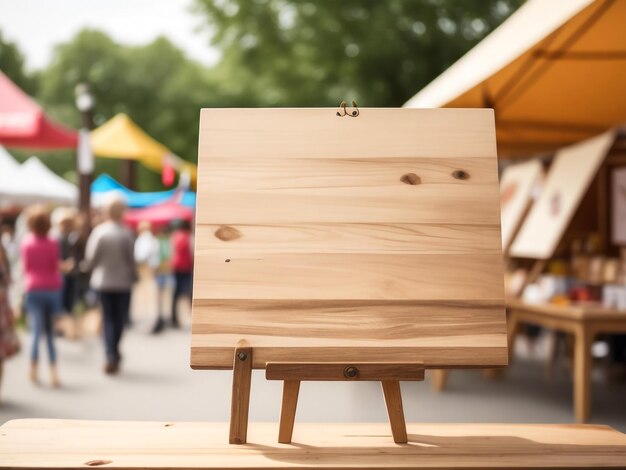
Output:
[278, 380, 300, 444]
[229, 344, 252, 444]
[381, 380, 408, 444]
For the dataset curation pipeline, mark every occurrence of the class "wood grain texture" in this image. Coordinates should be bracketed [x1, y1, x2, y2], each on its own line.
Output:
[198, 108, 497, 159]
[191, 300, 506, 369]
[266, 362, 425, 381]
[196, 157, 500, 225]
[194, 254, 504, 301]
[196, 224, 502, 255]
[192, 108, 506, 368]
[3, 420, 626, 469]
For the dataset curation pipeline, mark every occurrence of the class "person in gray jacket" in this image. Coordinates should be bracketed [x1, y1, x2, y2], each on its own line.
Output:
[84, 197, 137, 374]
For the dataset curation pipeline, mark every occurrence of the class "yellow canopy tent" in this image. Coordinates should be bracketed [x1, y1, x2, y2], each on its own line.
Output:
[90, 113, 197, 184]
[404, 0, 626, 158]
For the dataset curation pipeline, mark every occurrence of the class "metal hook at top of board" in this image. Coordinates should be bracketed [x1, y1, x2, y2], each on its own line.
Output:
[336, 100, 359, 117]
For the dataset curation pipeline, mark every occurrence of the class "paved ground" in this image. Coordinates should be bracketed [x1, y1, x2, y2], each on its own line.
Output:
[2, 304, 625, 431]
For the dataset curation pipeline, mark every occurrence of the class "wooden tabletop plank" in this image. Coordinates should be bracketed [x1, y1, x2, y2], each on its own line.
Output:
[506, 298, 626, 321]
[2, 420, 625, 469]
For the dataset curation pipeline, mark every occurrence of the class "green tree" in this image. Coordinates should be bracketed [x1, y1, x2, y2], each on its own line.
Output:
[37, 30, 214, 190]
[0, 30, 36, 95]
[193, 0, 522, 106]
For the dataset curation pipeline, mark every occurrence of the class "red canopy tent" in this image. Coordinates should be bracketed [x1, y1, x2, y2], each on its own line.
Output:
[123, 199, 194, 230]
[0, 71, 77, 149]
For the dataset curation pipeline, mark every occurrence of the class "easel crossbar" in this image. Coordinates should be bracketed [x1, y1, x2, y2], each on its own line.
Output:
[266, 362, 425, 381]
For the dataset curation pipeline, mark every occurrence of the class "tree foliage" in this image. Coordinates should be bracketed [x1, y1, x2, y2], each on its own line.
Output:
[193, 0, 523, 106]
[1, 1, 521, 189]
[0, 30, 36, 95]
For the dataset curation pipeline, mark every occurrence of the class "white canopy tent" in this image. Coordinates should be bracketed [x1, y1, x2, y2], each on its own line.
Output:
[0, 146, 77, 206]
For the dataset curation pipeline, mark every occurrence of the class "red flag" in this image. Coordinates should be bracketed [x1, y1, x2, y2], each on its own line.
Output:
[162, 153, 175, 186]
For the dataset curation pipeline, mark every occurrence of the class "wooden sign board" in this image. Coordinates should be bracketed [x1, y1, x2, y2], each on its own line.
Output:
[510, 130, 615, 260]
[499, 159, 543, 251]
[191, 108, 506, 370]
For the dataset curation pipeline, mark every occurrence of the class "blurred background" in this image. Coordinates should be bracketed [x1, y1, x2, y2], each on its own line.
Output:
[1, 0, 626, 432]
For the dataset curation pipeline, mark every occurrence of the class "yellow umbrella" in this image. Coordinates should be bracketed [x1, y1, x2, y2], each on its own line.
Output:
[404, 0, 626, 158]
[91, 113, 197, 183]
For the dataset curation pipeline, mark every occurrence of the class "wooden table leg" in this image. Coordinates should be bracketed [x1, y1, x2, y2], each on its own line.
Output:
[507, 310, 520, 365]
[546, 331, 559, 379]
[573, 326, 594, 423]
[431, 370, 449, 392]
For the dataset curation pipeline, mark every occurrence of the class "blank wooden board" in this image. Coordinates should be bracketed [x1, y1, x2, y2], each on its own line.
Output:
[191, 108, 506, 369]
[499, 159, 543, 251]
[3, 420, 626, 469]
[510, 130, 615, 259]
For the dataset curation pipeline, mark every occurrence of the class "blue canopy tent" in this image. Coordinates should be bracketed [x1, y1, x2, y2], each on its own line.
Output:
[91, 174, 196, 208]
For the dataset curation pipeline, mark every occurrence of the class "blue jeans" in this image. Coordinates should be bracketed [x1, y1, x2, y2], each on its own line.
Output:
[171, 272, 192, 324]
[26, 290, 61, 364]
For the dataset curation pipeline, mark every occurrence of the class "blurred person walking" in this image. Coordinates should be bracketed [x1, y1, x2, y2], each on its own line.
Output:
[150, 225, 172, 334]
[20, 206, 62, 387]
[57, 209, 79, 316]
[0, 231, 20, 402]
[170, 220, 193, 328]
[84, 197, 137, 375]
[133, 221, 159, 329]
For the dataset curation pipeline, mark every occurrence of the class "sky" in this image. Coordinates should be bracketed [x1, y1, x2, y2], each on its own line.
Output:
[0, 0, 220, 71]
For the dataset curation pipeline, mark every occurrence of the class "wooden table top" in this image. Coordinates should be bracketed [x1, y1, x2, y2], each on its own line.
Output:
[506, 298, 626, 321]
[191, 108, 507, 369]
[2, 420, 625, 469]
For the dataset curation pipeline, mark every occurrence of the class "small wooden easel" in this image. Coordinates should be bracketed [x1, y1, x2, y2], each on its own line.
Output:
[229, 342, 424, 444]
[192, 108, 507, 446]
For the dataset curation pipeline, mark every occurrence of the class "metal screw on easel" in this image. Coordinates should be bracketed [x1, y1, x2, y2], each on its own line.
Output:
[344, 366, 359, 378]
[237, 352, 248, 361]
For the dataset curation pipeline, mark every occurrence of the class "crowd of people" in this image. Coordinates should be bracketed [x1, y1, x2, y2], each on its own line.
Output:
[0, 196, 194, 397]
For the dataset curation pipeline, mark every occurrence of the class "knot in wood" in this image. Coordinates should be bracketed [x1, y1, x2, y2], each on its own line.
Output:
[400, 173, 421, 185]
[215, 225, 241, 242]
[452, 170, 469, 180]
[84, 460, 112, 467]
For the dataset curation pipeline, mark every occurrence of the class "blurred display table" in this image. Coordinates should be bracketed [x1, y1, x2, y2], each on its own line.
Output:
[2, 420, 626, 469]
[506, 298, 626, 423]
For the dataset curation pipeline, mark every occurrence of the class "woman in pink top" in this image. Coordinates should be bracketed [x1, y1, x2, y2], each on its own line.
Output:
[20, 206, 62, 387]
[170, 219, 193, 329]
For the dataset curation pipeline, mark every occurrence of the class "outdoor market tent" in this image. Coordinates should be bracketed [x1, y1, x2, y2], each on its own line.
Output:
[0, 146, 22, 205]
[90, 113, 197, 184]
[123, 198, 194, 229]
[0, 145, 21, 173]
[0, 148, 77, 206]
[0, 71, 77, 149]
[91, 173, 196, 208]
[404, 0, 626, 158]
